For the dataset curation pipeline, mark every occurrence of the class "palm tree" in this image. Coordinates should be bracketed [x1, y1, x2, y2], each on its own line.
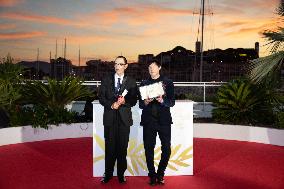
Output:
[249, 1, 284, 127]
[212, 79, 262, 124]
[24, 77, 93, 111]
[249, 1, 284, 83]
[0, 55, 24, 127]
[0, 54, 23, 83]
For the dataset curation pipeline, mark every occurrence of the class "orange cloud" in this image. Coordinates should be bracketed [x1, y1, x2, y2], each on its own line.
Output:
[219, 21, 249, 28]
[119, 6, 193, 25]
[0, 31, 46, 39]
[251, 0, 279, 9]
[85, 5, 193, 27]
[0, 5, 193, 30]
[214, 15, 278, 37]
[0, 23, 16, 30]
[0, 0, 24, 7]
[214, 0, 279, 15]
[114, 6, 193, 16]
[226, 27, 264, 36]
[37, 35, 109, 47]
[0, 12, 90, 27]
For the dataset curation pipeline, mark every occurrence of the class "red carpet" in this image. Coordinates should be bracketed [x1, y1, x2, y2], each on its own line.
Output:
[0, 138, 284, 189]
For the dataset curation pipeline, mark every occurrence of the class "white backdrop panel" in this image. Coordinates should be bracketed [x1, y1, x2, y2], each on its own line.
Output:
[93, 100, 193, 177]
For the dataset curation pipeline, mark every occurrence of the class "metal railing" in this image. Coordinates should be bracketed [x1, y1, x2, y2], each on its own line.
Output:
[36, 80, 225, 103]
[67, 81, 225, 118]
[81, 81, 225, 103]
[173, 82, 224, 103]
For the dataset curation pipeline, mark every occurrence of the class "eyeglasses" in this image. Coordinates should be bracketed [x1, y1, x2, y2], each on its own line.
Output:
[114, 63, 127, 66]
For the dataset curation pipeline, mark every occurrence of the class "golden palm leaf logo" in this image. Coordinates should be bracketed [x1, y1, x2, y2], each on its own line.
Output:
[153, 144, 193, 171]
[93, 135, 193, 174]
[126, 139, 147, 175]
[167, 145, 193, 171]
[93, 134, 105, 164]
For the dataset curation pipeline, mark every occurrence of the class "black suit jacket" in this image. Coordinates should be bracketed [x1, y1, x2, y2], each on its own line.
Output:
[139, 75, 175, 126]
[99, 73, 138, 127]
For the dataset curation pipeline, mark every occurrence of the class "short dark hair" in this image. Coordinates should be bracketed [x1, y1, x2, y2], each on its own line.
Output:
[148, 59, 161, 67]
[115, 56, 127, 64]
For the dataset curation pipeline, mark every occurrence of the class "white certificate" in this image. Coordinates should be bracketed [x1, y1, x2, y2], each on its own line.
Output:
[139, 82, 165, 100]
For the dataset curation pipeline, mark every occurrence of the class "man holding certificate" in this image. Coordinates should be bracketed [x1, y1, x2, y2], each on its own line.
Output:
[139, 60, 175, 185]
[99, 56, 137, 184]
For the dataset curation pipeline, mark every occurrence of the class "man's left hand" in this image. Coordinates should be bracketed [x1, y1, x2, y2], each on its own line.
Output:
[156, 95, 164, 103]
[117, 96, 126, 105]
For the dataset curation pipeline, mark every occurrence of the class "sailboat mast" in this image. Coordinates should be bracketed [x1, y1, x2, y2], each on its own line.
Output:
[200, 0, 205, 82]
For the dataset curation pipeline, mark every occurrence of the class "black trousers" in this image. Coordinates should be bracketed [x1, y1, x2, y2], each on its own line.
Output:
[104, 111, 130, 177]
[143, 121, 171, 177]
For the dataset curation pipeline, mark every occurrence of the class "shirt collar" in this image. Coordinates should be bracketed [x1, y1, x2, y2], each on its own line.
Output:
[115, 73, 124, 81]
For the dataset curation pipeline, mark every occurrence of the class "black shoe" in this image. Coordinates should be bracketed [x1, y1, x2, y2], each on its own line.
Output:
[118, 175, 127, 183]
[100, 174, 112, 183]
[157, 176, 165, 185]
[149, 176, 157, 186]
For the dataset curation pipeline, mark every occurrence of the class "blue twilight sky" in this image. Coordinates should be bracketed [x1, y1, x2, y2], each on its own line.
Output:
[0, 0, 280, 65]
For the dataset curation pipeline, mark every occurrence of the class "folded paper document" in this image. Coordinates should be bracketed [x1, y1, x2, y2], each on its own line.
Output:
[139, 82, 165, 100]
[121, 89, 128, 97]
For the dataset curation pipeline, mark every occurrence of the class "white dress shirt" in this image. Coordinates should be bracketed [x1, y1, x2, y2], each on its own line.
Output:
[114, 73, 124, 88]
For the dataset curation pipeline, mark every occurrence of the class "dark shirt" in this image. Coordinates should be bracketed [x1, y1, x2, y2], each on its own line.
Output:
[139, 75, 175, 126]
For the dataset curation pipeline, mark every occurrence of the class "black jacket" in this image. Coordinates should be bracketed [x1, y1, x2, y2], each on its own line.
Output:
[139, 75, 175, 126]
[99, 73, 137, 127]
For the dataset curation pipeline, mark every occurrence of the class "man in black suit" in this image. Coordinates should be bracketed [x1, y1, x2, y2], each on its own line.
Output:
[139, 60, 175, 185]
[99, 56, 137, 184]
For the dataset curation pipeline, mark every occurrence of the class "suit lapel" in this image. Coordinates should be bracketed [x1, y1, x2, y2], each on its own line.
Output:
[119, 76, 128, 95]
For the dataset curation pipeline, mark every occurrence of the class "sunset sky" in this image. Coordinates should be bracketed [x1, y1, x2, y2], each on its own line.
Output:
[0, 0, 280, 65]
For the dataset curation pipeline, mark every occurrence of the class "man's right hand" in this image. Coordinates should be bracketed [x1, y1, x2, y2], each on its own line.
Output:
[111, 102, 120, 109]
[144, 98, 153, 105]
